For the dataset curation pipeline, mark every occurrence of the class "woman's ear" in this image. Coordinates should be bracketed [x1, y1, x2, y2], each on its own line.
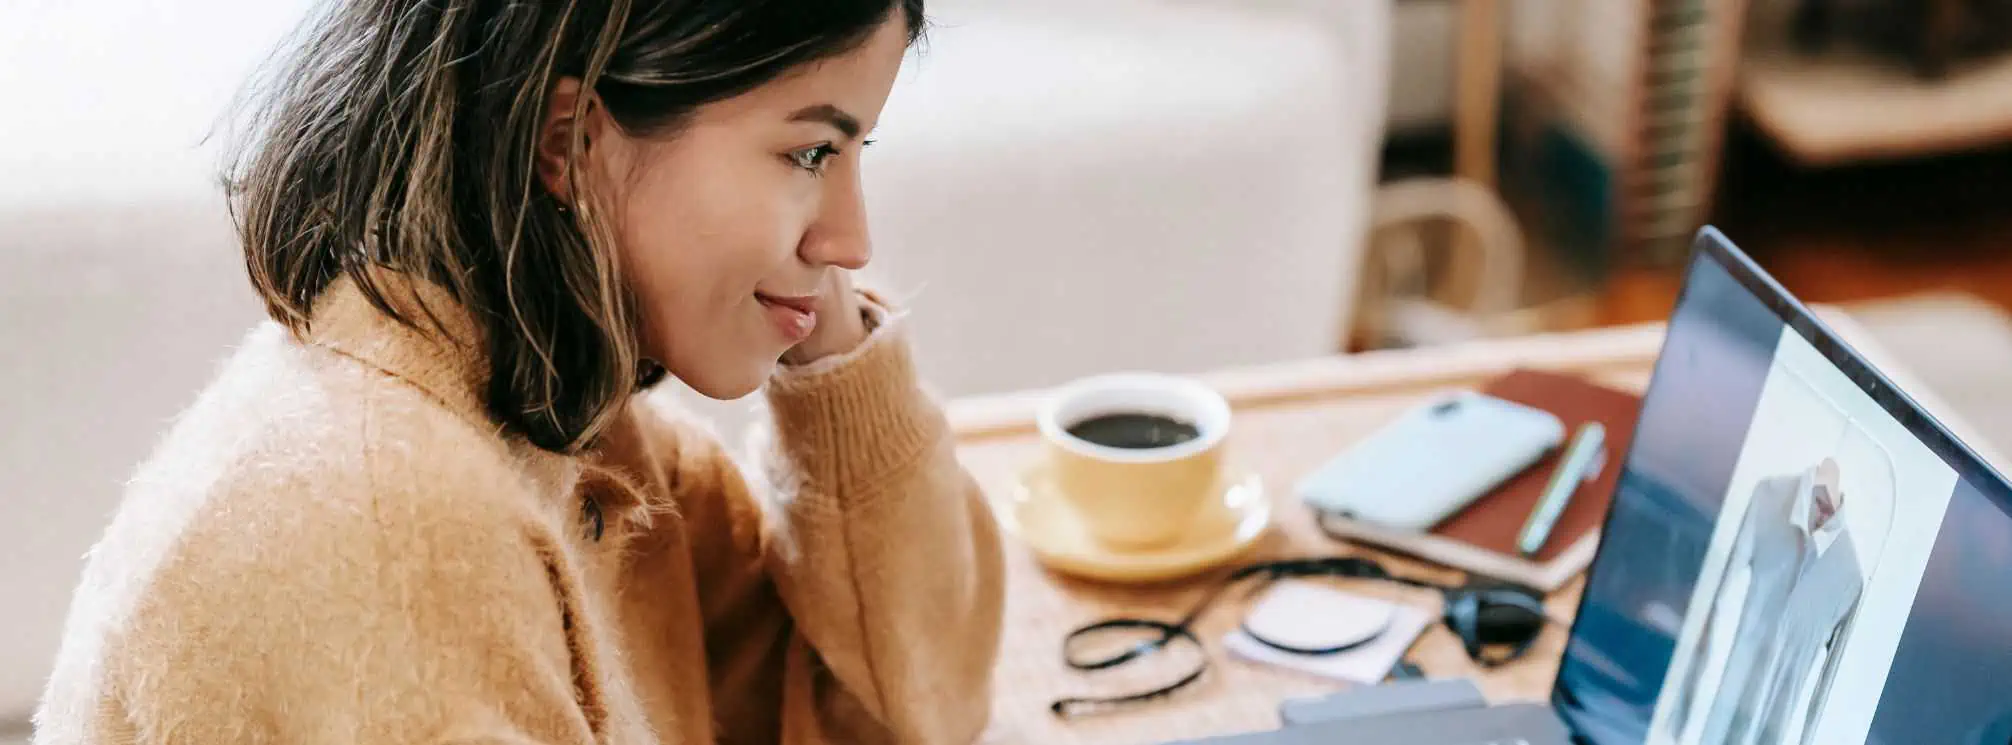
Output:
[537, 77, 596, 202]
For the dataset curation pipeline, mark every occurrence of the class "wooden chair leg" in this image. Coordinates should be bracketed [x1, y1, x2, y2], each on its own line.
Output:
[1916, 0, 1963, 79]
[1792, 0, 1832, 53]
[1973, 0, 2012, 55]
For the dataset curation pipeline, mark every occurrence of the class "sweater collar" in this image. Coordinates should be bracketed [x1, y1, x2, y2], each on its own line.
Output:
[306, 271, 492, 427]
[304, 271, 666, 542]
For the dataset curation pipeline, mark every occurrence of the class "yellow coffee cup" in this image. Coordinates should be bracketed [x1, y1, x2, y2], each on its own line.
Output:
[1035, 373, 1233, 550]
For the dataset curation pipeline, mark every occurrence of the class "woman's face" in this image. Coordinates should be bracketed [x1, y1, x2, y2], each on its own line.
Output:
[542, 14, 909, 399]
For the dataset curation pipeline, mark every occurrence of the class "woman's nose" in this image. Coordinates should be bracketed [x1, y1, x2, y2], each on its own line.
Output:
[801, 171, 872, 270]
[804, 229, 871, 271]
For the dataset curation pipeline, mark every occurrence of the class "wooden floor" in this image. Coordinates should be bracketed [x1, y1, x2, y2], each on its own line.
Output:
[1593, 125, 2012, 326]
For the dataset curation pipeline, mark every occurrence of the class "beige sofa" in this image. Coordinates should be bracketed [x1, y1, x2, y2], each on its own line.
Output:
[0, 0, 1388, 722]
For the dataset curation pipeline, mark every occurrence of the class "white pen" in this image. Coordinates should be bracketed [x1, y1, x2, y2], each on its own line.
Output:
[1517, 422, 1606, 557]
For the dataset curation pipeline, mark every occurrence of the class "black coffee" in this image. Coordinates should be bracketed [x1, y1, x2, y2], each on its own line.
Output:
[1065, 412, 1201, 450]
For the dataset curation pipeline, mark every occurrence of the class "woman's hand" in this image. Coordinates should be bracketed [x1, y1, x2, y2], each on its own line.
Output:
[779, 271, 871, 365]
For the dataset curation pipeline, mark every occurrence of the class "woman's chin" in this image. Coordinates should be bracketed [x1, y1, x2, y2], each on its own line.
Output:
[673, 358, 776, 401]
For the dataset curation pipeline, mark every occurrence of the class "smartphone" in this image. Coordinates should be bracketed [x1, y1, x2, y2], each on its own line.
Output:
[1295, 391, 1564, 531]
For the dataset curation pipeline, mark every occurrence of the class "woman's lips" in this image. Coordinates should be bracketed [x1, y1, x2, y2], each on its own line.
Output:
[756, 293, 818, 343]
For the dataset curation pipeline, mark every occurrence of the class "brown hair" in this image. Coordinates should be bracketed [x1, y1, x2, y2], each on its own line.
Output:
[226, 0, 926, 452]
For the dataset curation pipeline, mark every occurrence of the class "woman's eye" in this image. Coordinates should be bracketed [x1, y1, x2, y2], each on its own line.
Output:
[788, 144, 840, 174]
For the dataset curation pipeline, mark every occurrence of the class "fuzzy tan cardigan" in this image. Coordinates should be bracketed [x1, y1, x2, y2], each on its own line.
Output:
[32, 277, 1006, 744]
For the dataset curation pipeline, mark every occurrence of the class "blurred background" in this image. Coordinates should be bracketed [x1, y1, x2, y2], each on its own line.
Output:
[5, 0, 2012, 736]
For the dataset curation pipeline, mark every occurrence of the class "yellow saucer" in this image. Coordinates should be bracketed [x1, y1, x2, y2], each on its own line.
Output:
[997, 465, 1271, 584]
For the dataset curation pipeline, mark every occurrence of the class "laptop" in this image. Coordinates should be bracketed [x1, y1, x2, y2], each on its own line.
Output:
[1178, 227, 2012, 745]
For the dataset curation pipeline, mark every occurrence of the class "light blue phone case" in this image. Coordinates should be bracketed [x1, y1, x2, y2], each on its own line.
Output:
[1295, 392, 1565, 531]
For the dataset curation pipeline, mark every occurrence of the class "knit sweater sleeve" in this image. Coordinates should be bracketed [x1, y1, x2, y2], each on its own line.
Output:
[740, 299, 1008, 744]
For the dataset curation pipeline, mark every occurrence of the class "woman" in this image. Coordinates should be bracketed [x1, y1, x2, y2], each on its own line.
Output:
[32, 1, 1005, 743]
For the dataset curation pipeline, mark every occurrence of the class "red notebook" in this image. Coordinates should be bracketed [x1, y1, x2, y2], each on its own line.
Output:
[1316, 369, 1644, 591]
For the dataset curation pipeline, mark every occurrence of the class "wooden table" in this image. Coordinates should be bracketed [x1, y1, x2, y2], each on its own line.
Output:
[953, 309, 1979, 745]
[951, 323, 1666, 745]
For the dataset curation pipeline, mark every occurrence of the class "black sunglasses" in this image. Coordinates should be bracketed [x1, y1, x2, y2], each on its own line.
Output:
[1049, 554, 1560, 719]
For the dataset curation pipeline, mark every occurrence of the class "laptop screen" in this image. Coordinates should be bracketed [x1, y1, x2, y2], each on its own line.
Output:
[1551, 228, 2012, 745]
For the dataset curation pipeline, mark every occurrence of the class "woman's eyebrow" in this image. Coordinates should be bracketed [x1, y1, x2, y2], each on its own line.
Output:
[787, 103, 863, 140]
